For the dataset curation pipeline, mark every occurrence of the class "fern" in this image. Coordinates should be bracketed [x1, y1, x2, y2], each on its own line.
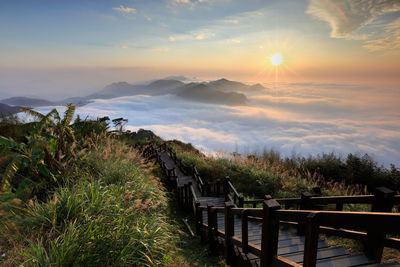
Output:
[1, 154, 23, 190]
[19, 107, 45, 120]
[62, 104, 76, 126]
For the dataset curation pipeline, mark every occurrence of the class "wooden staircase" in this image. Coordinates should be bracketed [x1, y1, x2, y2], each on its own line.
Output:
[143, 143, 400, 267]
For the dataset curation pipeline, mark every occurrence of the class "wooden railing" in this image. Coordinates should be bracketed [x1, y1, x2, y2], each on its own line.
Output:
[196, 200, 400, 267]
[244, 188, 400, 213]
[143, 143, 400, 267]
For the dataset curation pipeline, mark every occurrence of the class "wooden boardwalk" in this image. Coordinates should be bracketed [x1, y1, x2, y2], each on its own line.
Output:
[146, 144, 400, 267]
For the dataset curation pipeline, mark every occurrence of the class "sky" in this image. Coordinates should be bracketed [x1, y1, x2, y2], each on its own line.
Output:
[2, 0, 400, 166]
[1, 0, 400, 98]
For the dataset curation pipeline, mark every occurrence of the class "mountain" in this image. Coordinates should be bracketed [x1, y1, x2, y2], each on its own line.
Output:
[0, 78, 257, 109]
[0, 97, 55, 108]
[146, 79, 184, 92]
[0, 103, 20, 115]
[93, 79, 185, 99]
[93, 78, 251, 105]
[176, 83, 248, 105]
[207, 78, 265, 92]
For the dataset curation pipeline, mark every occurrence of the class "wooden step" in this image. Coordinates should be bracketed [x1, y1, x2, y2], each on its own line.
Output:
[315, 253, 375, 267]
[283, 246, 348, 263]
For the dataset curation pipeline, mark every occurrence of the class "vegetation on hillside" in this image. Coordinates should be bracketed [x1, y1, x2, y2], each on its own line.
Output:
[1, 106, 398, 265]
[0, 108, 223, 266]
[166, 141, 399, 198]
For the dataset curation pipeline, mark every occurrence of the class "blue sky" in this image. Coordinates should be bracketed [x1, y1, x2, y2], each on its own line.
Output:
[0, 0, 399, 98]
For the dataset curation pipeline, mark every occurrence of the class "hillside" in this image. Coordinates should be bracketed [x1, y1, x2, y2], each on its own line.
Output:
[0, 103, 20, 115]
[0, 96, 54, 108]
[1, 107, 399, 265]
[0, 109, 224, 266]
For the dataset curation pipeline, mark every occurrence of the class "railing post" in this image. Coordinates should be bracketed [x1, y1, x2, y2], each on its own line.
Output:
[224, 202, 235, 265]
[216, 179, 221, 196]
[195, 202, 202, 236]
[371, 187, 395, 212]
[204, 181, 209, 195]
[224, 176, 230, 201]
[298, 192, 312, 235]
[365, 187, 394, 262]
[365, 226, 385, 263]
[188, 182, 193, 211]
[261, 199, 281, 267]
[239, 194, 244, 208]
[178, 186, 183, 206]
[242, 209, 249, 254]
[303, 213, 320, 267]
[207, 205, 216, 252]
[335, 202, 343, 211]
[183, 184, 188, 207]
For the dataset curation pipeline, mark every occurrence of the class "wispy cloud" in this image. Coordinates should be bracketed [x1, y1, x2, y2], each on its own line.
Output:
[168, 0, 228, 10]
[307, 0, 400, 51]
[168, 29, 215, 41]
[152, 47, 170, 52]
[363, 18, 400, 52]
[112, 5, 137, 14]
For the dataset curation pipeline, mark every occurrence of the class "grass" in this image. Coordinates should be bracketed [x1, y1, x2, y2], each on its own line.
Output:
[167, 140, 367, 199]
[0, 134, 224, 266]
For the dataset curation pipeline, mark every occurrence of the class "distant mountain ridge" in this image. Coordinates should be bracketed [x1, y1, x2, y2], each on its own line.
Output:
[0, 103, 20, 115]
[1, 78, 265, 108]
[94, 78, 263, 105]
[0, 97, 54, 108]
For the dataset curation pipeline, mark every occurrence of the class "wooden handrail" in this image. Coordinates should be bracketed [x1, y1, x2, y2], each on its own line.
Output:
[151, 142, 400, 267]
[190, 184, 198, 202]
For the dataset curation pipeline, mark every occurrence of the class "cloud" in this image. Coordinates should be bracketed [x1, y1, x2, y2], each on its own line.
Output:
[34, 83, 400, 166]
[112, 5, 136, 14]
[168, 30, 215, 42]
[363, 18, 400, 51]
[230, 39, 240, 43]
[152, 47, 170, 52]
[168, 0, 228, 10]
[195, 34, 204, 40]
[307, 0, 400, 38]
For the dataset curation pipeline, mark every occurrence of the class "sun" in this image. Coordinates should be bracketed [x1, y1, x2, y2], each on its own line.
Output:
[270, 53, 283, 66]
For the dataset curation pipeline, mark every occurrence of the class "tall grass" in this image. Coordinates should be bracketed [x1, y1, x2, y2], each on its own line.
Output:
[169, 142, 367, 198]
[1, 135, 176, 266]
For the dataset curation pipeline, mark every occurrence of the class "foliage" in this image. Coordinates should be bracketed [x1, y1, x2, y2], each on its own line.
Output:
[0, 122, 223, 266]
[169, 142, 368, 198]
[0, 105, 79, 199]
[72, 115, 110, 138]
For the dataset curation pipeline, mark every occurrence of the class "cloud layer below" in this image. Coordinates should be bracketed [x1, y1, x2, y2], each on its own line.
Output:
[35, 82, 400, 166]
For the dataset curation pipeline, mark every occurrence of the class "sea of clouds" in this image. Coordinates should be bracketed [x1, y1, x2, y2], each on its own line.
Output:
[35, 82, 400, 167]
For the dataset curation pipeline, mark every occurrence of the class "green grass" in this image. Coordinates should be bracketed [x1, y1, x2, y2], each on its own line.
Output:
[167, 141, 366, 199]
[0, 135, 224, 266]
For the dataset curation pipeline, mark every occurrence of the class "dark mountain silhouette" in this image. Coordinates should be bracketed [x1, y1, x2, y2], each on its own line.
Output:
[2, 78, 259, 108]
[207, 78, 265, 92]
[91, 79, 185, 99]
[0, 97, 54, 108]
[175, 83, 248, 105]
[88, 78, 251, 105]
[0, 103, 20, 115]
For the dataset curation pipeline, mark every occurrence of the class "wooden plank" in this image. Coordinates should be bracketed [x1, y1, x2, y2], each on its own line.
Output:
[283, 247, 348, 263]
[278, 240, 329, 255]
[315, 254, 375, 267]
